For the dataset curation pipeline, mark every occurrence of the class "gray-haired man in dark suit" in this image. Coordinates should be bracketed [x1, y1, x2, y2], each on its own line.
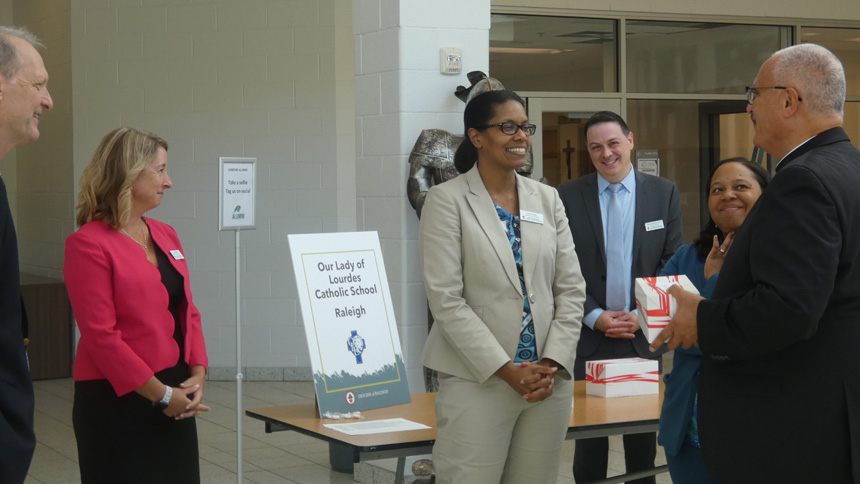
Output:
[653, 43, 860, 484]
[0, 25, 54, 484]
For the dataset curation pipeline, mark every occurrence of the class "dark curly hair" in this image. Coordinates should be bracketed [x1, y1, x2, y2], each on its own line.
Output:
[694, 157, 771, 260]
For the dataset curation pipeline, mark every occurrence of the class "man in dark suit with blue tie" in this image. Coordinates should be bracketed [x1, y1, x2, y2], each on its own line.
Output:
[0, 26, 54, 484]
[557, 111, 682, 483]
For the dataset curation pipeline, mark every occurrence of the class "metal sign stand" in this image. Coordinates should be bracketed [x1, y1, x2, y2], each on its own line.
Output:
[235, 229, 243, 482]
[218, 157, 256, 484]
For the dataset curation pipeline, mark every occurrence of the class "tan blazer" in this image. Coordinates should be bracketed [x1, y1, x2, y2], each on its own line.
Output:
[420, 164, 585, 383]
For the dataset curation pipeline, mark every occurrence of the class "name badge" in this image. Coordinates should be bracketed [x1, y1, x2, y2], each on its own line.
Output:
[170, 250, 185, 260]
[645, 220, 665, 232]
[520, 210, 544, 224]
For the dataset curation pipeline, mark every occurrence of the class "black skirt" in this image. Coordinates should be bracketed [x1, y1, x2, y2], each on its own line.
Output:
[73, 363, 200, 484]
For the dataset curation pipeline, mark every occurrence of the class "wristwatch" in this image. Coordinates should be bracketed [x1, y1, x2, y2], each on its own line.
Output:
[153, 385, 172, 410]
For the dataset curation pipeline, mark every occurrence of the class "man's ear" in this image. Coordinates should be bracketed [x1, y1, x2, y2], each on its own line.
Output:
[783, 87, 801, 117]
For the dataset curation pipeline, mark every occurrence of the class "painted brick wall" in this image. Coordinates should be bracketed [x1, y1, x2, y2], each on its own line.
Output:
[69, 0, 355, 376]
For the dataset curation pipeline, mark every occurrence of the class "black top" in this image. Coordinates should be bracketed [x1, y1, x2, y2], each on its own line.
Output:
[154, 241, 186, 364]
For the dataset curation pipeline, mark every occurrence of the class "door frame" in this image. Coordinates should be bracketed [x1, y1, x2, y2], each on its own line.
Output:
[697, 100, 756, 224]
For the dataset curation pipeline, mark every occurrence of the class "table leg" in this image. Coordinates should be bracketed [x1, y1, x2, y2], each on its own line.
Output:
[328, 441, 356, 473]
[395, 457, 406, 484]
[584, 465, 668, 484]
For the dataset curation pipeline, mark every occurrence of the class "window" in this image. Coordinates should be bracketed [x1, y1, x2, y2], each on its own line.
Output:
[801, 27, 860, 97]
[626, 21, 790, 94]
[490, 15, 617, 92]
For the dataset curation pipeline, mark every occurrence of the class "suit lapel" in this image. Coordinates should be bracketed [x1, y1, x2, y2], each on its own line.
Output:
[518, 175, 541, 289]
[632, 171, 646, 263]
[147, 222, 187, 280]
[581, 174, 606, 261]
[463, 166, 521, 292]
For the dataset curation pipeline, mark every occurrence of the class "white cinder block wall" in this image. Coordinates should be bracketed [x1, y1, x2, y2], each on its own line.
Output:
[69, 0, 356, 380]
[10, 0, 74, 280]
[354, 0, 491, 391]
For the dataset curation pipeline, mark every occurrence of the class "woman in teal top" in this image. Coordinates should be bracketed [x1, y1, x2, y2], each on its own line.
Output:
[658, 158, 769, 483]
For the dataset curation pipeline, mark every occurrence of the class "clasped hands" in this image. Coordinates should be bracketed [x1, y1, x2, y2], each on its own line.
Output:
[496, 358, 560, 403]
[166, 371, 211, 420]
[595, 310, 639, 339]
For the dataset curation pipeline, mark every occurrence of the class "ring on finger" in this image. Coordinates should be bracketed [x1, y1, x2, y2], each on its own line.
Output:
[719, 247, 726, 254]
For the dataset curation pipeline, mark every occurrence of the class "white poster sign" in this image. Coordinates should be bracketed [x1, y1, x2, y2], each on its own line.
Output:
[288, 232, 410, 414]
[219, 157, 256, 230]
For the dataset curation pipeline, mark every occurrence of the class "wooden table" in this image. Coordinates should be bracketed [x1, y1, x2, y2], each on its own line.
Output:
[247, 381, 665, 484]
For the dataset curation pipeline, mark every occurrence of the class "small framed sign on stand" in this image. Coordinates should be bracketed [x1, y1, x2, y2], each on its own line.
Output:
[218, 156, 256, 484]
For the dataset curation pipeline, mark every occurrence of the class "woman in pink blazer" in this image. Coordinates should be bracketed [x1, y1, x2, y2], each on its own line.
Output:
[64, 127, 208, 484]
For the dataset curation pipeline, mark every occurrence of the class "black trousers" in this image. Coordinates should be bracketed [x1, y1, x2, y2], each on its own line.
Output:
[572, 338, 658, 484]
[573, 432, 657, 484]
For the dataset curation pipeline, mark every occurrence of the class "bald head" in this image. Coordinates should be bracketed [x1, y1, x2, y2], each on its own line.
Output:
[746, 44, 846, 160]
[770, 43, 846, 118]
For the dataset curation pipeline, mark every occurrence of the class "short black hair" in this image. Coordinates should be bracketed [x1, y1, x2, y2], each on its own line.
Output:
[583, 111, 631, 139]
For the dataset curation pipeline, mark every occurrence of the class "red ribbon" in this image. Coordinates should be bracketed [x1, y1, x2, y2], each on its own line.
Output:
[640, 276, 683, 327]
[585, 371, 659, 384]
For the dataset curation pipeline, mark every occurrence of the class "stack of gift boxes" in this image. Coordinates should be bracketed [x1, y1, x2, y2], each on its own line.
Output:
[585, 275, 699, 398]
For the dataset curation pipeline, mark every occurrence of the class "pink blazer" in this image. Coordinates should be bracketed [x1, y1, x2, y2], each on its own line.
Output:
[64, 219, 208, 396]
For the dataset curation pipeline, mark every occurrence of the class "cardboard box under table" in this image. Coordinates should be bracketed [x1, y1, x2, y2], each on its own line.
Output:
[634, 274, 700, 343]
[586, 358, 659, 398]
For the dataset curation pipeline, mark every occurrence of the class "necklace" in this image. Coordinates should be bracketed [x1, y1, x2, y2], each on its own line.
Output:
[119, 224, 148, 251]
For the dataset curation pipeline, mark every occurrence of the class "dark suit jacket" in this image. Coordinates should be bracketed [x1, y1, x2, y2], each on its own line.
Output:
[0, 176, 35, 484]
[697, 127, 860, 483]
[558, 170, 682, 372]
[64, 219, 208, 396]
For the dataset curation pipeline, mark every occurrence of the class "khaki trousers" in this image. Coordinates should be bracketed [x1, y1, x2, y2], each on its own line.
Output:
[433, 372, 573, 484]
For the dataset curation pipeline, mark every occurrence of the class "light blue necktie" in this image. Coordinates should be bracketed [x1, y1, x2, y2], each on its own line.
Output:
[605, 183, 627, 311]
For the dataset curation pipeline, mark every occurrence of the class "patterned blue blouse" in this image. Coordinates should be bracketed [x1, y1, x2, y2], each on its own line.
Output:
[494, 203, 537, 362]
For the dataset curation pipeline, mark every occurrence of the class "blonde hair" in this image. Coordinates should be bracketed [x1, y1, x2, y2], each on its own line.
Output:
[75, 126, 168, 229]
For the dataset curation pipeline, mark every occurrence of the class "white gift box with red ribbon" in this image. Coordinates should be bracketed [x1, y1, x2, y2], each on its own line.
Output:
[585, 358, 659, 398]
[634, 275, 700, 343]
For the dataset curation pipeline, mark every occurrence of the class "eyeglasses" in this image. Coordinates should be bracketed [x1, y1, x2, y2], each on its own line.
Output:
[482, 122, 537, 136]
[745, 86, 803, 105]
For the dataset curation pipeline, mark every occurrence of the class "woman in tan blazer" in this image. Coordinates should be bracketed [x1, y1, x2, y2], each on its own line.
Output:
[420, 90, 586, 483]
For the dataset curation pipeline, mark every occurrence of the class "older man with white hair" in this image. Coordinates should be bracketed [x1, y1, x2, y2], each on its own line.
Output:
[651, 43, 860, 483]
[0, 25, 53, 484]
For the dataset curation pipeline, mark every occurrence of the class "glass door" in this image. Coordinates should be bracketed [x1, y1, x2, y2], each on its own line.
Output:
[522, 96, 622, 186]
[697, 100, 760, 224]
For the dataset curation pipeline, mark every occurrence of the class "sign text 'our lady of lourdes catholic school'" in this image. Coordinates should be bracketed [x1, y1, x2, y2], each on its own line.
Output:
[288, 232, 410, 415]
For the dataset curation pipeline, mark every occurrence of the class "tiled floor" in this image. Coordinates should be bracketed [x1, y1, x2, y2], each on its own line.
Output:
[25, 378, 670, 483]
